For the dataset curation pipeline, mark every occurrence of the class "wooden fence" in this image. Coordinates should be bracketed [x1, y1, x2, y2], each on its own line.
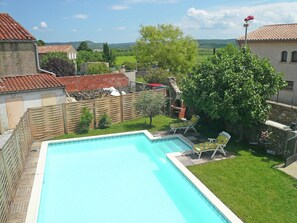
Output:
[28, 90, 165, 140]
[0, 90, 164, 222]
[0, 111, 32, 223]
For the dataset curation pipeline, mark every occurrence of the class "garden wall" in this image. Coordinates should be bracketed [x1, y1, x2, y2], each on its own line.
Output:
[267, 100, 297, 126]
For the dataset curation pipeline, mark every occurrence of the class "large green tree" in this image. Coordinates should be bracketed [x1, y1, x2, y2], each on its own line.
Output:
[40, 52, 75, 77]
[134, 24, 198, 75]
[182, 45, 286, 140]
[135, 91, 166, 126]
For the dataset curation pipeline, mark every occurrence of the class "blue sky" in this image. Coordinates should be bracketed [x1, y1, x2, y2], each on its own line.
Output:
[1, 0, 297, 43]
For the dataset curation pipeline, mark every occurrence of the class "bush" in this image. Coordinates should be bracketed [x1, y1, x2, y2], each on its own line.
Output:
[98, 113, 112, 129]
[77, 107, 93, 133]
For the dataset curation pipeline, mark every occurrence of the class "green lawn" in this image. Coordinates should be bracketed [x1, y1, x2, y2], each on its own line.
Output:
[188, 140, 297, 223]
[54, 115, 176, 140]
[115, 56, 137, 66]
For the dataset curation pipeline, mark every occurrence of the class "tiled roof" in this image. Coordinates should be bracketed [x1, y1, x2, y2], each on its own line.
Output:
[237, 23, 297, 42]
[0, 13, 35, 41]
[38, 45, 76, 53]
[58, 73, 129, 92]
[0, 74, 65, 94]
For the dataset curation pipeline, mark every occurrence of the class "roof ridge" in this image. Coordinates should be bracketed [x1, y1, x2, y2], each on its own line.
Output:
[264, 23, 297, 27]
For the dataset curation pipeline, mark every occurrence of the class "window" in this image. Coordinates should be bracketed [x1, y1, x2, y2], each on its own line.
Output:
[281, 51, 287, 62]
[292, 51, 297, 62]
[284, 81, 294, 90]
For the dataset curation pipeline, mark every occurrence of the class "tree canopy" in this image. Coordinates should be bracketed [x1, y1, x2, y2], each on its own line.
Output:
[77, 41, 92, 51]
[102, 42, 116, 67]
[182, 45, 286, 130]
[134, 24, 198, 75]
[40, 52, 75, 77]
[77, 50, 102, 72]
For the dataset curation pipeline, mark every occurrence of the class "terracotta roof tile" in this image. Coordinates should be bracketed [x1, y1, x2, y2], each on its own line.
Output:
[237, 23, 297, 42]
[38, 45, 76, 53]
[0, 74, 65, 94]
[0, 13, 35, 41]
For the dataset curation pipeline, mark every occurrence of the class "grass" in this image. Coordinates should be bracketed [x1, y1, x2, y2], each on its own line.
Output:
[115, 56, 137, 66]
[188, 138, 297, 223]
[54, 115, 176, 140]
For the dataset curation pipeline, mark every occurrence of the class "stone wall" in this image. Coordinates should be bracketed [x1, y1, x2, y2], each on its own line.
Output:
[0, 42, 37, 76]
[267, 100, 297, 126]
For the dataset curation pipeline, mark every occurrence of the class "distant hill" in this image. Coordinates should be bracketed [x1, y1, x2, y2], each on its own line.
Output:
[46, 39, 236, 50]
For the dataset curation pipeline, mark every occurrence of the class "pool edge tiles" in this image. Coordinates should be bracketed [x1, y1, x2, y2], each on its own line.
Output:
[167, 152, 243, 223]
[25, 130, 242, 223]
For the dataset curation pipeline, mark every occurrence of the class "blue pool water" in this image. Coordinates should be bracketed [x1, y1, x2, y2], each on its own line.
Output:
[38, 133, 229, 223]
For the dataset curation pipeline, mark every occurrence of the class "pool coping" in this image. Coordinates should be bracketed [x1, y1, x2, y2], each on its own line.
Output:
[25, 130, 242, 223]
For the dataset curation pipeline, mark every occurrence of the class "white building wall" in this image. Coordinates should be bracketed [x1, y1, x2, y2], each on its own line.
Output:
[0, 88, 65, 133]
[247, 41, 297, 105]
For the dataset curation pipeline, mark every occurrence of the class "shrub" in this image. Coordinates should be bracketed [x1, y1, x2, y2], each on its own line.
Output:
[98, 113, 112, 129]
[77, 107, 93, 133]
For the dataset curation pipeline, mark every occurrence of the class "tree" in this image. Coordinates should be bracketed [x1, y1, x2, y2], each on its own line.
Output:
[40, 52, 75, 77]
[102, 42, 116, 67]
[135, 91, 166, 126]
[182, 45, 286, 141]
[77, 50, 103, 72]
[77, 41, 92, 51]
[134, 24, 198, 75]
[87, 63, 111, 74]
[36, 39, 45, 46]
[142, 68, 171, 85]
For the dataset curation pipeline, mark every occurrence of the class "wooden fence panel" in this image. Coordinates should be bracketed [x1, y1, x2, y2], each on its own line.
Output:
[122, 92, 141, 121]
[65, 100, 94, 133]
[15, 112, 31, 164]
[95, 97, 121, 125]
[29, 105, 64, 141]
[2, 132, 22, 197]
[0, 152, 10, 223]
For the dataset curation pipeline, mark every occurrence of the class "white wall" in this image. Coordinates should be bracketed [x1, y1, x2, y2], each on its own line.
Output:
[247, 41, 297, 105]
[0, 88, 66, 133]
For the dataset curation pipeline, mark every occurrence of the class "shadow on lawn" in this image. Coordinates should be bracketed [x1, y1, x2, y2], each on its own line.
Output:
[121, 122, 170, 132]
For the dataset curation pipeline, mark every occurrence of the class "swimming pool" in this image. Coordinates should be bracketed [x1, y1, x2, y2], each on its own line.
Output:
[26, 131, 242, 223]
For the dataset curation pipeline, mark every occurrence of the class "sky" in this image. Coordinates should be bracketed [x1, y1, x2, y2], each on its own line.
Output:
[1, 0, 297, 43]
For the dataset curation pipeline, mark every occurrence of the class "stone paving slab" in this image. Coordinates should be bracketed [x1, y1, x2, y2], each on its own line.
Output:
[277, 161, 297, 179]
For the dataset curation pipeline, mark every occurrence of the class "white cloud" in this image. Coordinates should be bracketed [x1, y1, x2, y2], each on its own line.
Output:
[40, 22, 48, 28]
[32, 22, 49, 31]
[72, 29, 77, 32]
[111, 5, 129, 10]
[73, 14, 89, 19]
[98, 28, 103, 32]
[181, 2, 297, 39]
[115, 26, 126, 30]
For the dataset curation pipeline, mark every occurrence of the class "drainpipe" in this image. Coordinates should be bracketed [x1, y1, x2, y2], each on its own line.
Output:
[34, 43, 56, 76]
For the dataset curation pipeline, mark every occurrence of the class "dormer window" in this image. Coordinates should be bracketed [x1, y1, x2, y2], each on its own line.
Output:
[281, 51, 287, 62]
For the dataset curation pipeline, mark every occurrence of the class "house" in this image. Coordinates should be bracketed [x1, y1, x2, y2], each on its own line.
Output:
[38, 44, 77, 61]
[0, 13, 66, 133]
[237, 23, 297, 105]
